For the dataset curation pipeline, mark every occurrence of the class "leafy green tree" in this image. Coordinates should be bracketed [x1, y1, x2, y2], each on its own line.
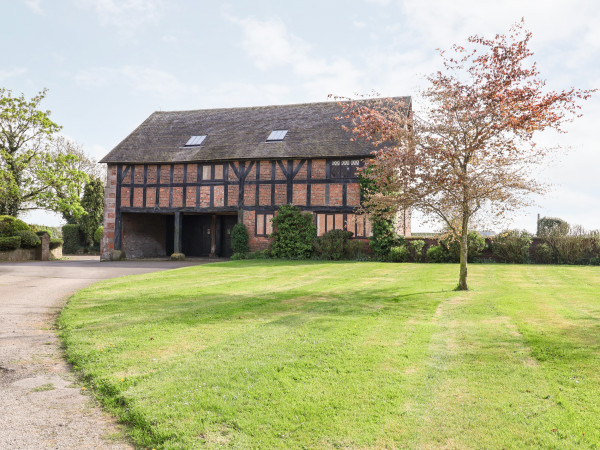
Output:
[44, 137, 103, 223]
[79, 178, 105, 247]
[0, 88, 93, 219]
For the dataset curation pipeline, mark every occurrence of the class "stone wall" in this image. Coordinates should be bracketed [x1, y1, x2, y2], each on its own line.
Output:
[0, 248, 37, 262]
[122, 213, 167, 259]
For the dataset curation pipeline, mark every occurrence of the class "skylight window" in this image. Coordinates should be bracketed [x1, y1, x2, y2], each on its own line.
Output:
[185, 135, 206, 146]
[267, 130, 288, 141]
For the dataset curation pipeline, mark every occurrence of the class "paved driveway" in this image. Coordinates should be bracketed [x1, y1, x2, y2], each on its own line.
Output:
[0, 257, 213, 449]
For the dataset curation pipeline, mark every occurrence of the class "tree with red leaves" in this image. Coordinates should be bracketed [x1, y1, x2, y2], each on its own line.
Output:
[334, 21, 595, 290]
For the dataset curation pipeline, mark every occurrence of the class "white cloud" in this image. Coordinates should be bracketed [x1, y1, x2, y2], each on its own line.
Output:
[76, 0, 163, 31]
[0, 67, 28, 82]
[228, 15, 363, 99]
[24, 0, 43, 14]
[74, 66, 199, 99]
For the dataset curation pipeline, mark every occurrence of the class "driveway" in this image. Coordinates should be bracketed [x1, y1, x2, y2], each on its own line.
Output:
[0, 257, 213, 449]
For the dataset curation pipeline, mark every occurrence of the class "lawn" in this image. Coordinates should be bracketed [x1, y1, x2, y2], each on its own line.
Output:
[59, 261, 600, 449]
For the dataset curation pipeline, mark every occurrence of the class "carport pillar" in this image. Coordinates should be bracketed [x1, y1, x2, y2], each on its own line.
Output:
[210, 214, 217, 257]
[174, 212, 182, 254]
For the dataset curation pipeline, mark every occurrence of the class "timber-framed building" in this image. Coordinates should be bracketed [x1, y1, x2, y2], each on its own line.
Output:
[100, 100, 411, 260]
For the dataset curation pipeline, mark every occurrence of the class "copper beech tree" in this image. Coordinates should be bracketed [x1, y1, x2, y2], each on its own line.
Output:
[334, 22, 595, 290]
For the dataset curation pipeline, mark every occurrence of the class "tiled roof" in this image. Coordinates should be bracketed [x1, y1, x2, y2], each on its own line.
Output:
[100, 98, 411, 164]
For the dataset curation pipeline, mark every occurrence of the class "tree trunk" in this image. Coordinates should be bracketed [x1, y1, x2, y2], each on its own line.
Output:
[457, 215, 469, 291]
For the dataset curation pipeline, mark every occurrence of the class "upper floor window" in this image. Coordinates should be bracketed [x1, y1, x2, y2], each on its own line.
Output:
[331, 159, 360, 178]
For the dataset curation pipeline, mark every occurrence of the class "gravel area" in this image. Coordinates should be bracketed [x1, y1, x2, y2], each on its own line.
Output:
[0, 257, 213, 449]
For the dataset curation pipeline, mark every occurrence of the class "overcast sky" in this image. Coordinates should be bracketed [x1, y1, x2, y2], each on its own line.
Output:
[3, 0, 599, 232]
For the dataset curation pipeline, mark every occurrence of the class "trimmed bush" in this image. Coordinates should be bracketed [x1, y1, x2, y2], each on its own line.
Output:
[389, 245, 409, 262]
[408, 239, 426, 262]
[49, 238, 64, 250]
[0, 215, 30, 237]
[231, 223, 250, 255]
[315, 229, 353, 260]
[270, 205, 316, 259]
[15, 230, 41, 249]
[427, 245, 448, 263]
[62, 224, 84, 254]
[93, 226, 103, 245]
[0, 236, 21, 251]
[532, 243, 553, 264]
[491, 230, 532, 263]
[231, 252, 247, 260]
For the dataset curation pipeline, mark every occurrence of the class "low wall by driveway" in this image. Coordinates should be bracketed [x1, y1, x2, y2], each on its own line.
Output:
[0, 234, 62, 262]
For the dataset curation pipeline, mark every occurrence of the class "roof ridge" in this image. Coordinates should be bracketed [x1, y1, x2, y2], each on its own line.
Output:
[152, 96, 411, 115]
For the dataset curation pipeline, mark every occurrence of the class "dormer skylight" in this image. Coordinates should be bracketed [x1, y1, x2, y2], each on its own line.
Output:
[267, 130, 288, 141]
[185, 135, 207, 147]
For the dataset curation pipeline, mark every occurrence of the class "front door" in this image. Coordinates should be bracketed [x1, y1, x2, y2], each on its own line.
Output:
[220, 215, 238, 257]
[182, 215, 212, 256]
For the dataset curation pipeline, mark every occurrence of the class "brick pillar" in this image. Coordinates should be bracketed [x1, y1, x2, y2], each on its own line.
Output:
[101, 165, 118, 260]
[40, 233, 50, 261]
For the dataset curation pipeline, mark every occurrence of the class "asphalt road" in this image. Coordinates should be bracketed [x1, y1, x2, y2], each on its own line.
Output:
[0, 256, 212, 449]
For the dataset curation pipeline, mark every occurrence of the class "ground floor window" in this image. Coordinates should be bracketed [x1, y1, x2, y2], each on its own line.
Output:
[315, 213, 372, 238]
[255, 212, 274, 237]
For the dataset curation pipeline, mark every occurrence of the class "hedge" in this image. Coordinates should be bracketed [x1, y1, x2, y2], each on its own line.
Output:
[0, 236, 22, 251]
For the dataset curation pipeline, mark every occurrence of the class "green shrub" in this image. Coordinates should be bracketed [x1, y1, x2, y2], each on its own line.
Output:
[491, 230, 532, 263]
[532, 243, 553, 264]
[369, 218, 404, 259]
[389, 245, 409, 262]
[590, 256, 600, 266]
[440, 232, 486, 263]
[230, 252, 247, 260]
[270, 205, 316, 259]
[408, 239, 426, 262]
[49, 238, 64, 250]
[15, 230, 41, 248]
[0, 236, 21, 251]
[427, 245, 448, 263]
[346, 239, 369, 260]
[231, 223, 250, 255]
[93, 226, 103, 245]
[0, 215, 30, 237]
[62, 224, 84, 254]
[315, 229, 354, 260]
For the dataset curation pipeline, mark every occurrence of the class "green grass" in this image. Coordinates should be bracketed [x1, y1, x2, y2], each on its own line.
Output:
[59, 261, 600, 449]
